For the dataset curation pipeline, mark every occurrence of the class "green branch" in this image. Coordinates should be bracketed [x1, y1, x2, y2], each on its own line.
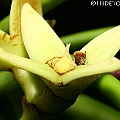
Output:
[91, 73, 120, 110]
[59, 93, 120, 120]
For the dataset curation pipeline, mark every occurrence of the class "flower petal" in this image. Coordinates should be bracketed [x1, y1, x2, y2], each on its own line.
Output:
[80, 26, 120, 64]
[0, 0, 42, 70]
[43, 57, 120, 100]
[61, 57, 120, 85]
[21, 3, 65, 63]
[0, 48, 59, 81]
[10, 0, 42, 36]
[0, 30, 28, 70]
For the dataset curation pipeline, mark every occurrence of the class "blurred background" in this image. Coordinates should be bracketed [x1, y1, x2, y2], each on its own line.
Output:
[1, 0, 120, 37]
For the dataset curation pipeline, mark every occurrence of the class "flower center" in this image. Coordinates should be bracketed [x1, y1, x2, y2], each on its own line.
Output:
[46, 44, 86, 75]
[47, 44, 77, 74]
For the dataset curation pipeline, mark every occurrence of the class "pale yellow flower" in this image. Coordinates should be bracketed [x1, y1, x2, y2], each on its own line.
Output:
[0, 3, 120, 100]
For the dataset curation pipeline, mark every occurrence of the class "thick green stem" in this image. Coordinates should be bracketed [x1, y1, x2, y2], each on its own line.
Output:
[0, 16, 10, 33]
[59, 93, 120, 120]
[20, 96, 59, 120]
[0, 71, 23, 119]
[12, 67, 46, 103]
[91, 73, 120, 110]
[42, 0, 67, 14]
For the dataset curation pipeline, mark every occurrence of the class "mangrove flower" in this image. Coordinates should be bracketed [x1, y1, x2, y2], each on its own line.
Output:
[0, 3, 120, 102]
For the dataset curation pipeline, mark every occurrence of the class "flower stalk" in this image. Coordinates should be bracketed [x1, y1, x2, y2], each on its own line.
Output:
[91, 73, 120, 110]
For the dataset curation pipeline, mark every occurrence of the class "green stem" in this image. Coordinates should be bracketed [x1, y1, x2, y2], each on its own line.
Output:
[12, 67, 46, 103]
[42, 0, 67, 14]
[0, 16, 9, 33]
[0, 71, 23, 119]
[20, 96, 59, 120]
[91, 73, 120, 110]
[59, 93, 120, 120]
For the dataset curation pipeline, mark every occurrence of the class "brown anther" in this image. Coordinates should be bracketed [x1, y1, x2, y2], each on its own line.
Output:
[73, 51, 86, 65]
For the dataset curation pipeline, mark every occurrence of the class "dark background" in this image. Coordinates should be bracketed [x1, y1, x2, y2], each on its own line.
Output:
[1, 0, 120, 37]
[44, 0, 120, 36]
